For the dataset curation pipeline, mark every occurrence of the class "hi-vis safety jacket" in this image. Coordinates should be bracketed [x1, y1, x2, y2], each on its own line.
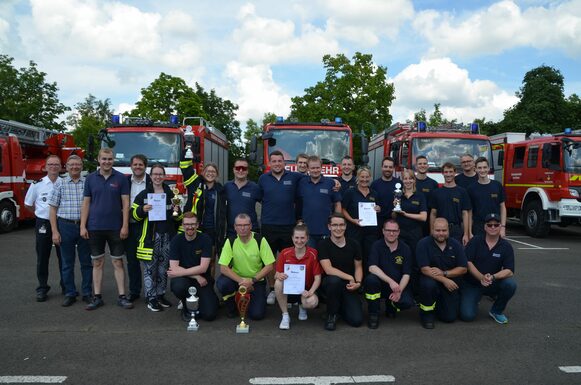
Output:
[178, 159, 204, 232]
[132, 183, 178, 261]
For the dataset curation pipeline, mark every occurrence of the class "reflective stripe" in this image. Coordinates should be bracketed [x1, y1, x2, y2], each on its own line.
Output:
[365, 292, 381, 300]
[131, 202, 142, 221]
[223, 291, 236, 301]
[180, 160, 193, 168]
[389, 301, 401, 313]
[136, 247, 153, 261]
[419, 302, 436, 312]
[190, 188, 202, 214]
[184, 173, 199, 187]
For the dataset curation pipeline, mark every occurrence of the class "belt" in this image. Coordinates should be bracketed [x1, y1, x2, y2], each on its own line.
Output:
[58, 217, 81, 225]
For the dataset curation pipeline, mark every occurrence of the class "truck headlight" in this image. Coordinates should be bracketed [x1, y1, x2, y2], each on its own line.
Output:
[569, 189, 580, 198]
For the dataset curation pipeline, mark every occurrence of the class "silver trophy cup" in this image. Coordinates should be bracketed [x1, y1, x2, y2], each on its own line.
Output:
[186, 286, 199, 332]
[393, 182, 403, 212]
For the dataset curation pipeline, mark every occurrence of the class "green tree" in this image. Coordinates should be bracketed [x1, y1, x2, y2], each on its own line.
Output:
[66, 94, 113, 157]
[565, 94, 581, 130]
[414, 109, 427, 123]
[0, 54, 69, 130]
[290, 52, 395, 163]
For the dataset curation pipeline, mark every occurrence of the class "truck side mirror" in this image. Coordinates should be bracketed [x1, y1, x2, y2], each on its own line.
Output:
[498, 150, 504, 167]
[249, 136, 258, 163]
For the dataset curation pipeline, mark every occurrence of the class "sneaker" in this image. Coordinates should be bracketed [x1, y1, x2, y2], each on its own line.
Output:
[325, 314, 337, 331]
[85, 296, 104, 311]
[298, 305, 308, 321]
[177, 301, 183, 310]
[117, 295, 134, 310]
[61, 296, 76, 307]
[157, 295, 172, 308]
[279, 313, 290, 330]
[489, 311, 508, 324]
[266, 291, 276, 305]
[36, 291, 48, 302]
[147, 298, 163, 312]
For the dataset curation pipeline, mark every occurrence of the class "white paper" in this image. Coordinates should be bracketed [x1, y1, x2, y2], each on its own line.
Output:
[283, 264, 306, 295]
[147, 193, 166, 221]
[358, 202, 378, 226]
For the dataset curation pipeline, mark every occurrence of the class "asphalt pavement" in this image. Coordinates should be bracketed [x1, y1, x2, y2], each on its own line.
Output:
[0, 222, 580, 385]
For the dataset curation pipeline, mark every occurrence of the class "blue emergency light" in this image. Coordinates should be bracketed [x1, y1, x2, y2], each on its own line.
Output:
[470, 123, 479, 134]
[564, 127, 572, 134]
[170, 115, 179, 124]
[418, 121, 427, 132]
[335, 117, 343, 124]
[111, 115, 120, 124]
[276, 116, 284, 123]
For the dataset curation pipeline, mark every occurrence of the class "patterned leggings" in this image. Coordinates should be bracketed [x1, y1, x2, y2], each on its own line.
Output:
[142, 233, 170, 300]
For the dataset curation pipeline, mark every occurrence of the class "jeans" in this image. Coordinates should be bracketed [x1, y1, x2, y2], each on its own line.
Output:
[460, 277, 517, 321]
[58, 219, 92, 297]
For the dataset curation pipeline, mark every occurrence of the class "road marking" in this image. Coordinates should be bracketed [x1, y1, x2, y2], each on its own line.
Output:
[0, 376, 66, 383]
[559, 366, 581, 373]
[504, 237, 569, 250]
[249, 375, 395, 384]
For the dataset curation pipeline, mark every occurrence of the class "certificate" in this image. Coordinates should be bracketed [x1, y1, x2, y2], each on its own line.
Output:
[283, 264, 306, 295]
[147, 193, 167, 221]
[358, 202, 377, 226]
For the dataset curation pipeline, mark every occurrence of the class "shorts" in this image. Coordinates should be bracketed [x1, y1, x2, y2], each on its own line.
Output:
[88, 230, 125, 259]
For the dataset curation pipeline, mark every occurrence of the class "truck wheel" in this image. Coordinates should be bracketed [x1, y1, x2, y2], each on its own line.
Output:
[523, 200, 550, 238]
[0, 201, 17, 233]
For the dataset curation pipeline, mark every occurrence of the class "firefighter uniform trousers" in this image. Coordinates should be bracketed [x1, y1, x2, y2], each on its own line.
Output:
[418, 275, 461, 322]
[364, 274, 414, 315]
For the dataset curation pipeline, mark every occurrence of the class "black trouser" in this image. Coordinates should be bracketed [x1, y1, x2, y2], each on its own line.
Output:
[364, 273, 414, 315]
[170, 276, 219, 321]
[261, 224, 294, 253]
[346, 226, 377, 274]
[400, 226, 423, 296]
[124, 222, 142, 297]
[322, 275, 363, 327]
[35, 218, 63, 294]
[418, 275, 461, 323]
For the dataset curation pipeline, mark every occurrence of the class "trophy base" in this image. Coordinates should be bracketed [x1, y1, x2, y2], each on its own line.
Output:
[236, 325, 249, 334]
[187, 320, 199, 332]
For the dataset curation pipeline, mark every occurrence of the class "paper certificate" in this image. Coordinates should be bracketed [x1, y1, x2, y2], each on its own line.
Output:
[358, 202, 377, 226]
[283, 264, 306, 295]
[147, 193, 167, 221]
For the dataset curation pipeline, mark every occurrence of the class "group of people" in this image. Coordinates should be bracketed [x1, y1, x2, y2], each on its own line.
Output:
[25, 148, 516, 331]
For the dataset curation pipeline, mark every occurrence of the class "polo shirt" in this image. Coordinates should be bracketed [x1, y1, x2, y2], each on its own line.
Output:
[258, 170, 303, 225]
[317, 237, 362, 277]
[397, 192, 427, 233]
[455, 173, 478, 189]
[336, 176, 357, 198]
[415, 176, 439, 208]
[48, 175, 85, 220]
[430, 185, 471, 225]
[468, 180, 506, 222]
[169, 233, 213, 279]
[83, 168, 130, 231]
[416, 236, 467, 281]
[368, 238, 412, 282]
[276, 246, 322, 290]
[297, 176, 341, 236]
[370, 177, 402, 221]
[464, 235, 515, 286]
[218, 233, 275, 278]
[24, 175, 61, 220]
[224, 180, 262, 233]
[341, 187, 379, 234]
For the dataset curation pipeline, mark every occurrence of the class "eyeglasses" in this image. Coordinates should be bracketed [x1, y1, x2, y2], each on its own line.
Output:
[486, 223, 501, 228]
[235, 223, 251, 227]
[183, 223, 198, 227]
[234, 166, 248, 171]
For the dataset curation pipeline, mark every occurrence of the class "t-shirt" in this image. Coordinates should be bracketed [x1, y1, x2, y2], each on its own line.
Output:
[169, 233, 213, 279]
[370, 177, 402, 221]
[341, 187, 379, 235]
[455, 173, 478, 189]
[368, 239, 412, 282]
[467, 180, 505, 222]
[276, 246, 322, 290]
[430, 185, 471, 225]
[317, 237, 362, 277]
[218, 233, 275, 278]
[464, 235, 515, 286]
[83, 169, 130, 231]
[415, 176, 439, 209]
[396, 192, 427, 233]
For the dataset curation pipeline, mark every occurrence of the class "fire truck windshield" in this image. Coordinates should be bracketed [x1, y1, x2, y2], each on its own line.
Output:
[269, 129, 350, 164]
[413, 137, 491, 171]
[564, 141, 581, 172]
[103, 132, 181, 167]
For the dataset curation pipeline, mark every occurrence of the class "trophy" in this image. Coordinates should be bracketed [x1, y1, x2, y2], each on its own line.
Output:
[186, 287, 199, 332]
[393, 182, 403, 212]
[171, 186, 182, 217]
[235, 286, 251, 334]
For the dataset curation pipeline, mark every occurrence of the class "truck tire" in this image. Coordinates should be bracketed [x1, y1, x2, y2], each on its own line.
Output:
[523, 200, 550, 238]
[0, 201, 17, 233]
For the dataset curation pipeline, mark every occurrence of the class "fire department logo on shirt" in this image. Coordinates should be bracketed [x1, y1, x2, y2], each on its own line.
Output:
[395, 255, 403, 265]
[452, 197, 460, 203]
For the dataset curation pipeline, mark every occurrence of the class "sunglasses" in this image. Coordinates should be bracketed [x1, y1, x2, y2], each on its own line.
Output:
[486, 223, 501, 228]
[234, 166, 248, 171]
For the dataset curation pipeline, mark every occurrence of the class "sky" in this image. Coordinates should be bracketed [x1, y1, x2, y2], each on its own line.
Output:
[1, 0, 580, 130]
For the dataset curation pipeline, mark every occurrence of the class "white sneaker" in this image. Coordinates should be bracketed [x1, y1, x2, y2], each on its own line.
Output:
[267, 290, 276, 305]
[177, 301, 183, 310]
[279, 313, 290, 330]
[298, 305, 308, 321]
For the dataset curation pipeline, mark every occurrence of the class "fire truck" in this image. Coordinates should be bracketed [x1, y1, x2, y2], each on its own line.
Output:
[249, 117, 359, 176]
[490, 129, 581, 237]
[0, 119, 83, 232]
[367, 121, 493, 182]
[99, 116, 229, 188]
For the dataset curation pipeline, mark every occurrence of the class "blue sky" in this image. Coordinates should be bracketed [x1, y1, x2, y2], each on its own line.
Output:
[1, 0, 580, 128]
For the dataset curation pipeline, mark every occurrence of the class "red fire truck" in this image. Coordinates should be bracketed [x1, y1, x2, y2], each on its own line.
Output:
[249, 117, 356, 176]
[99, 116, 229, 188]
[490, 129, 581, 237]
[0, 119, 83, 232]
[368, 121, 493, 182]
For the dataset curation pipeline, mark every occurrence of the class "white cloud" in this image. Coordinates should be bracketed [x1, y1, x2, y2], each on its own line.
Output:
[0, 17, 8, 47]
[414, 0, 581, 58]
[391, 57, 518, 122]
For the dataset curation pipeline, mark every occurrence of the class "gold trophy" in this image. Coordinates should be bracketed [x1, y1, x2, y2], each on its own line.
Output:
[171, 187, 182, 217]
[235, 286, 250, 334]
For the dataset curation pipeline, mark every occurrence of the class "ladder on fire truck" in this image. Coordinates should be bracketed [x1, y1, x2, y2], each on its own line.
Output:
[0, 119, 56, 146]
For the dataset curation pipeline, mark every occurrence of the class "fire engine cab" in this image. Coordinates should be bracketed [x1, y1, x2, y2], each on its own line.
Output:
[368, 121, 493, 182]
[0, 119, 83, 232]
[490, 129, 581, 237]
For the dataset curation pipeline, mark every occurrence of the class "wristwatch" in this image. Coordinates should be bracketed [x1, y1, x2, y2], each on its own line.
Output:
[443, 270, 448, 277]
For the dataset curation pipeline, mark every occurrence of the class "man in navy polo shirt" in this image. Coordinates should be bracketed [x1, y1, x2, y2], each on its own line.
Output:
[416, 217, 467, 329]
[364, 220, 413, 329]
[370, 156, 402, 236]
[80, 148, 133, 310]
[224, 159, 262, 237]
[455, 153, 478, 189]
[460, 213, 516, 324]
[468, 157, 507, 237]
[297, 156, 342, 248]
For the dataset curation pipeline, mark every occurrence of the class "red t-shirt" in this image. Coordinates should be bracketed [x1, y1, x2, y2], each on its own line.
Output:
[276, 246, 322, 291]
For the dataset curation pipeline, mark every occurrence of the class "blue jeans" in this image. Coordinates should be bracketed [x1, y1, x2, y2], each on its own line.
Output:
[460, 277, 517, 321]
[58, 219, 92, 297]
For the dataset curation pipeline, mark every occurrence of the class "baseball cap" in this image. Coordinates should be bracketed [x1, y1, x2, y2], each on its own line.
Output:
[484, 213, 500, 223]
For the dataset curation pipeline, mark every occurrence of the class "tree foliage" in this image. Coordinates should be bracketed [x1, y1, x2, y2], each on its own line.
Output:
[290, 52, 395, 163]
[66, 94, 113, 155]
[0, 54, 69, 130]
